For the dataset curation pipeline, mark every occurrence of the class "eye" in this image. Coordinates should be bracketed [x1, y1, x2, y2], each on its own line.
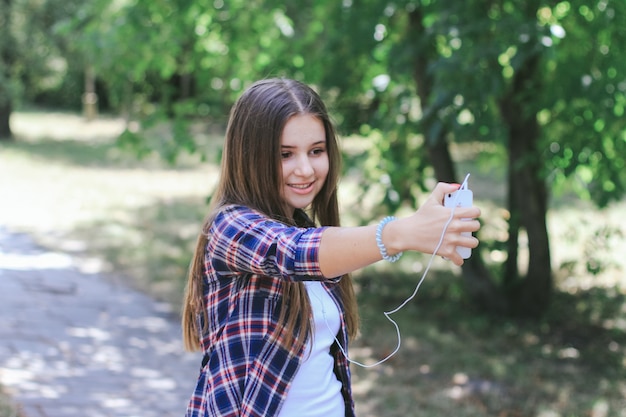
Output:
[281, 151, 292, 159]
[311, 147, 326, 156]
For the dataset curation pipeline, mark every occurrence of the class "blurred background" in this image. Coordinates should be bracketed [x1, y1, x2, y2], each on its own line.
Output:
[1, 0, 625, 416]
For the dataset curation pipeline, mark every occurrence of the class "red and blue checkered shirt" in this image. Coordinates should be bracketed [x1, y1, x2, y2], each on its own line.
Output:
[185, 205, 355, 417]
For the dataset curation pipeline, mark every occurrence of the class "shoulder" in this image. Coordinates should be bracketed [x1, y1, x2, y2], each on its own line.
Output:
[210, 205, 292, 242]
[217, 204, 264, 218]
[213, 205, 270, 228]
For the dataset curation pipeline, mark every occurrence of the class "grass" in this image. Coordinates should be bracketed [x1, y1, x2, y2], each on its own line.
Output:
[351, 269, 626, 416]
[2, 110, 626, 417]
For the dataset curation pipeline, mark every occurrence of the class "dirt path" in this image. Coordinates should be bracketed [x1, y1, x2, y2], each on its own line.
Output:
[0, 226, 199, 417]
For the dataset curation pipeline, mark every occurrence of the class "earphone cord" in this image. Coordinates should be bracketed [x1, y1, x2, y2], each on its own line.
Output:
[328, 195, 460, 368]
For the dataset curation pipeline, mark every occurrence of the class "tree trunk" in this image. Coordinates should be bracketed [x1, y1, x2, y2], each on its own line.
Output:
[408, 8, 456, 183]
[499, 52, 552, 318]
[0, 101, 11, 139]
[409, 8, 504, 313]
[0, 0, 14, 139]
[504, 170, 520, 288]
[82, 65, 98, 121]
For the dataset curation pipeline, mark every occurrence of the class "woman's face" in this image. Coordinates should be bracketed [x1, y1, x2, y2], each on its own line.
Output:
[280, 114, 329, 215]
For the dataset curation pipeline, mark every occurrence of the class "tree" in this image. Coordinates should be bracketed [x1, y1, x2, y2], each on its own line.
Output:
[57, 0, 626, 318]
[366, 0, 626, 316]
[496, 3, 553, 316]
[281, 0, 626, 317]
[0, 0, 95, 140]
[0, 0, 17, 139]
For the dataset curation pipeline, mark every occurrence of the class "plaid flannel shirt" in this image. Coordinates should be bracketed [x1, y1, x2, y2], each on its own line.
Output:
[185, 205, 355, 417]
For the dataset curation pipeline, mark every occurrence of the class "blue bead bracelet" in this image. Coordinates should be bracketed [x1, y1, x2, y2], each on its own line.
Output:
[376, 216, 403, 263]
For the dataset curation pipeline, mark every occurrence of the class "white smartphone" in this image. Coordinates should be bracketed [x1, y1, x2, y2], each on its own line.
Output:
[443, 184, 473, 259]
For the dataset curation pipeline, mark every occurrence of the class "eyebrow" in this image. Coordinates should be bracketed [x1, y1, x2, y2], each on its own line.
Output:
[281, 140, 326, 149]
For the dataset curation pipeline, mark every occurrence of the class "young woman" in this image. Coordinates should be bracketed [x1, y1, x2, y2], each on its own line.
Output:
[182, 78, 480, 417]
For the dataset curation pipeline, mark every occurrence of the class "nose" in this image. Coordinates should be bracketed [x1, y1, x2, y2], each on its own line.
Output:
[294, 154, 314, 177]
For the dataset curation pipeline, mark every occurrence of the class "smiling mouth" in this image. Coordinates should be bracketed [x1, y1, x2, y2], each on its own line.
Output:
[290, 182, 313, 189]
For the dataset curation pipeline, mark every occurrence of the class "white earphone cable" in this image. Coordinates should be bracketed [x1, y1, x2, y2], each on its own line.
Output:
[328, 174, 470, 368]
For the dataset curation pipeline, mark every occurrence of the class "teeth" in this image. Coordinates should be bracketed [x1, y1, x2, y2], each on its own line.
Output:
[291, 183, 312, 189]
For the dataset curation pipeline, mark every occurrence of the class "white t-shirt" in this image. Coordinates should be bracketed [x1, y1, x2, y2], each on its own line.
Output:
[277, 281, 345, 417]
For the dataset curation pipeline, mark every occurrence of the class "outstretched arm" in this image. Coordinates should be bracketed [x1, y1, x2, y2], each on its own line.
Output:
[318, 182, 481, 278]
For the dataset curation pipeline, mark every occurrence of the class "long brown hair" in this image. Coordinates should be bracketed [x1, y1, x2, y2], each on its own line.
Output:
[182, 78, 359, 352]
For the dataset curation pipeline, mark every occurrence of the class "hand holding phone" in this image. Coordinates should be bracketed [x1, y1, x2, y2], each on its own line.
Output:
[443, 175, 473, 259]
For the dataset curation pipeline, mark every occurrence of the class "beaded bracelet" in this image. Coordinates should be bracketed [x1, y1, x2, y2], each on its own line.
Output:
[376, 216, 403, 263]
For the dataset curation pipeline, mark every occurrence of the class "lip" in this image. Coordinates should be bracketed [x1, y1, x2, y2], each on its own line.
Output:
[288, 181, 315, 194]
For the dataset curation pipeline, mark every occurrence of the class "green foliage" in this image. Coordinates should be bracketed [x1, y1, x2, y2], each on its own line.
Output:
[6, 0, 626, 204]
[0, 1, 22, 109]
[1, 0, 86, 109]
[5, 0, 626, 314]
[538, 0, 626, 206]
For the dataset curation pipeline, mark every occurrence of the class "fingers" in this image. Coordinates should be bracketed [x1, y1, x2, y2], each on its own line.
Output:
[449, 220, 480, 250]
[411, 182, 482, 264]
[443, 232, 479, 252]
[439, 249, 464, 266]
[430, 183, 480, 219]
[453, 218, 481, 233]
[439, 234, 479, 266]
[439, 196, 481, 265]
[453, 206, 481, 220]
[430, 182, 461, 205]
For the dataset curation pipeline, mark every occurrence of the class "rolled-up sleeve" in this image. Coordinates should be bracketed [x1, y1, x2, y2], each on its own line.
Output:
[208, 206, 329, 281]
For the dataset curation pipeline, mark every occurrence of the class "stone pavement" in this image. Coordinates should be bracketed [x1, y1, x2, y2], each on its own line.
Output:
[0, 227, 201, 417]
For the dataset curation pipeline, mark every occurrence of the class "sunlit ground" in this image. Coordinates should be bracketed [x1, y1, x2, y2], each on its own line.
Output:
[0, 233, 199, 417]
[2, 111, 626, 417]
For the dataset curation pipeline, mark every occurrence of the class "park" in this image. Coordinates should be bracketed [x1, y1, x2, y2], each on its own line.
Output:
[1, 0, 625, 416]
